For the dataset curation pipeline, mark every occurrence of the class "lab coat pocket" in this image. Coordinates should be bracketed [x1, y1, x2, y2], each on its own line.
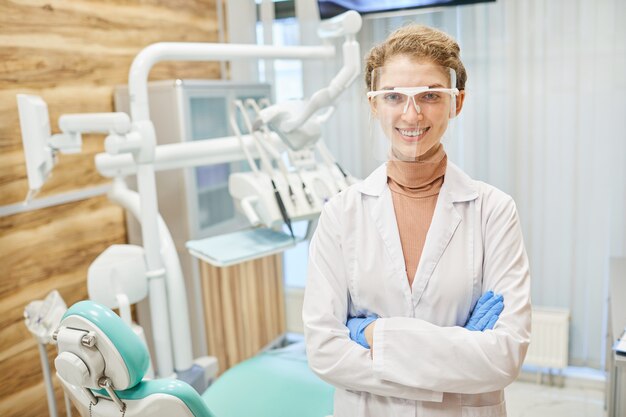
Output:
[461, 401, 506, 417]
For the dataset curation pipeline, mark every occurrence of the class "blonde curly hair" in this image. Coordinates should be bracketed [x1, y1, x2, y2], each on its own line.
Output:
[365, 24, 467, 91]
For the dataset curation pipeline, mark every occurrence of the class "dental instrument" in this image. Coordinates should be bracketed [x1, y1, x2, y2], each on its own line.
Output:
[244, 98, 297, 206]
[248, 98, 316, 208]
[234, 99, 295, 239]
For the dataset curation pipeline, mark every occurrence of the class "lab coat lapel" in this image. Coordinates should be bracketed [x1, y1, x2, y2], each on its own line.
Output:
[411, 162, 477, 307]
[411, 189, 461, 306]
[358, 164, 409, 293]
[370, 186, 407, 283]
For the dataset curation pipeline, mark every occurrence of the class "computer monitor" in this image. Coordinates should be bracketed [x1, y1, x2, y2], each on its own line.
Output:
[318, 0, 496, 19]
[16, 94, 55, 197]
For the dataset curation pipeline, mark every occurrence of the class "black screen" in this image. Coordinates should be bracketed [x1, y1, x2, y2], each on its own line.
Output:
[318, 0, 496, 19]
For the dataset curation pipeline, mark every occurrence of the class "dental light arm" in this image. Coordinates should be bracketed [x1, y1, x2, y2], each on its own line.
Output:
[256, 11, 362, 150]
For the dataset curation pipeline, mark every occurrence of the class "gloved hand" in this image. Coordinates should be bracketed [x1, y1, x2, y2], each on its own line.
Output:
[346, 315, 378, 348]
[464, 290, 504, 331]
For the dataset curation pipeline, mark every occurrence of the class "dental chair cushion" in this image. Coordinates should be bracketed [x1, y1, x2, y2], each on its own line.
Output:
[202, 346, 334, 417]
[94, 379, 217, 417]
[62, 301, 150, 389]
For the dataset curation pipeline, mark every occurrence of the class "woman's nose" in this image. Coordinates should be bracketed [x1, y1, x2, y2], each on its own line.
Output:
[401, 96, 422, 121]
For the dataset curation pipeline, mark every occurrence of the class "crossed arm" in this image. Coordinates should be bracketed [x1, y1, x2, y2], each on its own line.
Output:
[303, 197, 530, 397]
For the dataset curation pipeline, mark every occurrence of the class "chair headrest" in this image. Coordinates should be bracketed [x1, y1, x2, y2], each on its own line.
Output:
[55, 300, 149, 390]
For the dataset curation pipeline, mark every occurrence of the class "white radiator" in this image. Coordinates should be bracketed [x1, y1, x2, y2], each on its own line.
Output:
[524, 306, 570, 369]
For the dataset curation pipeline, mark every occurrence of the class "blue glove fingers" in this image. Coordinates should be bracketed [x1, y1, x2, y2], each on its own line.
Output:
[476, 300, 504, 330]
[465, 292, 495, 330]
[474, 290, 494, 312]
[475, 293, 503, 316]
[485, 314, 499, 330]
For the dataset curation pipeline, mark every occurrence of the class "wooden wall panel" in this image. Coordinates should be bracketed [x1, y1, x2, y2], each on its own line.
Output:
[0, 197, 126, 417]
[199, 255, 287, 374]
[0, 0, 222, 415]
[0, 0, 222, 206]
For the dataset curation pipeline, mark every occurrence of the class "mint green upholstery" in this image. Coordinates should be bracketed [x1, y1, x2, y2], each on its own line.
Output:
[63, 301, 215, 416]
[94, 379, 216, 417]
[202, 348, 334, 417]
[62, 301, 334, 417]
[63, 301, 150, 388]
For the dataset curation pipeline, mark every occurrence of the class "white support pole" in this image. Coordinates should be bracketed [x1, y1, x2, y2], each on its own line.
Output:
[38, 343, 58, 417]
[108, 179, 193, 371]
[260, 0, 275, 85]
[225, 0, 258, 82]
[135, 163, 175, 378]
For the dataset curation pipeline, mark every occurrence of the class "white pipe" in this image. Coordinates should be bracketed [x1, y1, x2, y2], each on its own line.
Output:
[38, 342, 58, 417]
[246, 99, 292, 183]
[64, 393, 72, 417]
[229, 108, 261, 175]
[135, 163, 174, 377]
[128, 43, 335, 121]
[260, 0, 276, 85]
[234, 100, 273, 175]
[108, 179, 194, 371]
[95, 133, 285, 178]
[282, 37, 360, 131]
[59, 112, 131, 135]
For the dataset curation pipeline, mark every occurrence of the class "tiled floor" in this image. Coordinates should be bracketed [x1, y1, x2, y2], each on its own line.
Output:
[505, 380, 606, 417]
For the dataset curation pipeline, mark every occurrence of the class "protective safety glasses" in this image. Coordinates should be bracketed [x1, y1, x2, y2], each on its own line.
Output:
[367, 86, 459, 117]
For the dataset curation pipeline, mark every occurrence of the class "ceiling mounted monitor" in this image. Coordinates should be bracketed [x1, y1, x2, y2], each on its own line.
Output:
[318, 0, 496, 19]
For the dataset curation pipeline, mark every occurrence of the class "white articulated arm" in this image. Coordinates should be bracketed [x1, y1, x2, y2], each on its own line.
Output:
[257, 11, 362, 150]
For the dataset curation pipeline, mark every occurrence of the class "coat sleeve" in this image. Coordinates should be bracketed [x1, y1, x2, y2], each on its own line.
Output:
[303, 200, 443, 402]
[372, 195, 531, 394]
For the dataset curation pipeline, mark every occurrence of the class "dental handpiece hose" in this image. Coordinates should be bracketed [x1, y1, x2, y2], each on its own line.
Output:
[272, 179, 295, 240]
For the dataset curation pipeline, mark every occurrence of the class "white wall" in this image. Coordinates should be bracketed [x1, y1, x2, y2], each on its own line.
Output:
[320, 0, 626, 368]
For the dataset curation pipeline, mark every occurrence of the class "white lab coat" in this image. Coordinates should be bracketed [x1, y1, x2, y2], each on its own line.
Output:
[303, 161, 531, 417]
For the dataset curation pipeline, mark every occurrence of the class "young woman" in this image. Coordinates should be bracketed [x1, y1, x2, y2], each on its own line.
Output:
[303, 24, 531, 417]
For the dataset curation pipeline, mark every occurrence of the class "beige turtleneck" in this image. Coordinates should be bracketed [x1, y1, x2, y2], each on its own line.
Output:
[387, 144, 447, 287]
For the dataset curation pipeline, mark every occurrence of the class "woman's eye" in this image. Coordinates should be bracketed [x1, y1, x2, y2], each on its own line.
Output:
[422, 92, 441, 102]
[383, 93, 404, 104]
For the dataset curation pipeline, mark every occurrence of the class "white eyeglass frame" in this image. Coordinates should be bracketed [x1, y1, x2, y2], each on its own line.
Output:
[367, 86, 460, 116]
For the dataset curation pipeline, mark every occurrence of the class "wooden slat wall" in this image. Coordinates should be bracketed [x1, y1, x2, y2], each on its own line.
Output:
[199, 255, 287, 374]
[0, 1, 221, 416]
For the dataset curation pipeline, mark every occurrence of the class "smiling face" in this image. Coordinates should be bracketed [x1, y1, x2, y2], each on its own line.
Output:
[369, 55, 464, 161]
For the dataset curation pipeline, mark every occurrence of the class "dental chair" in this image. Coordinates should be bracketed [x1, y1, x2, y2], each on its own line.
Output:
[54, 301, 334, 417]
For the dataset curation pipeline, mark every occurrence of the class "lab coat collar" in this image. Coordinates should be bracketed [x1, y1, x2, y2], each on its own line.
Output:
[356, 161, 479, 202]
[358, 160, 479, 309]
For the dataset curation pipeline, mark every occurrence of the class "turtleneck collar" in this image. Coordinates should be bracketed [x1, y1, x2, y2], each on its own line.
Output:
[386, 143, 447, 197]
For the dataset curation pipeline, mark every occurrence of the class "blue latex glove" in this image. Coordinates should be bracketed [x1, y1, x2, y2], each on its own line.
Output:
[464, 291, 504, 331]
[346, 315, 378, 348]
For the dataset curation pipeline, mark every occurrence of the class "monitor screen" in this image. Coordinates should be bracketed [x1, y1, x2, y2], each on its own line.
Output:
[318, 0, 496, 19]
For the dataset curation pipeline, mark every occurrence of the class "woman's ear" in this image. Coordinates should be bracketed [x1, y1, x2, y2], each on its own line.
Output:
[455, 90, 466, 116]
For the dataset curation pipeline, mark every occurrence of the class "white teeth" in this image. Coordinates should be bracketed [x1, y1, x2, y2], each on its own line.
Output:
[398, 128, 426, 137]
